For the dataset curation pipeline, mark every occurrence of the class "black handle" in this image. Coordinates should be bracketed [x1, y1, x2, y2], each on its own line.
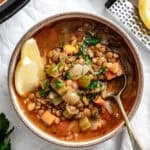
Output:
[105, 0, 117, 9]
[0, 0, 30, 24]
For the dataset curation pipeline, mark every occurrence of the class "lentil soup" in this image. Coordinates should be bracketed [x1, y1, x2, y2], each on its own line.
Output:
[15, 18, 138, 142]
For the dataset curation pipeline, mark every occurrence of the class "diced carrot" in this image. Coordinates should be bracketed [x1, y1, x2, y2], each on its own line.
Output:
[41, 111, 56, 126]
[105, 70, 117, 80]
[94, 96, 105, 107]
[105, 62, 124, 80]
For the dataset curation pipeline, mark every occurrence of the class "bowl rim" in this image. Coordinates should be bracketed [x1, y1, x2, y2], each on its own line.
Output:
[8, 12, 144, 147]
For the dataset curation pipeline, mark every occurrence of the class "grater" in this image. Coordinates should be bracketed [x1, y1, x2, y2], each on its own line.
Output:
[105, 0, 150, 50]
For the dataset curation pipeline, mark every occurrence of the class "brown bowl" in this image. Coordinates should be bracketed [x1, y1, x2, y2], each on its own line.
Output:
[8, 12, 143, 147]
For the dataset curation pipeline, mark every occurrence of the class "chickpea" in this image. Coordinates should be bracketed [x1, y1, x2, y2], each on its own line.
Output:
[96, 57, 107, 66]
[59, 66, 64, 72]
[71, 35, 77, 41]
[56, 110, 61, 117]
[52, 108, 57, 115]
[24, 98, 29, 104]
[77, 102, 84, 108]
[66, 80, 72, 86]
[106, 52, 113, 59]
[108, 58, 116, 63]
[87, 49, 94, 58]
[113, 53, 119, 59]
[83, 108, 91, 117]
[82, 96, 89, 106]
[105, 62, 113, 68]
[48, 58, 52, 64]
[38, 109, 44, 116]
[35, 105, 41, 110]
[95, 51, 103, 57]
[92, 58, 98, 63]
[29, 93, 35, 99]
[27, 102, 35, 111]
[66, 80, 78, 90]
[55, 117, 60, 124]
[78, 58, 85, 65]
[96, 43, 101, 48]
[64, 65, 69, 71]
[68, 56, 76, 62]
[48, 51, 53, 58]
[35, 92, 40, 98]
[72, 81, 78, 90]
[99, 46, 106, 53]
[75, 112, 83, 119]
[88, 104, 94, 109]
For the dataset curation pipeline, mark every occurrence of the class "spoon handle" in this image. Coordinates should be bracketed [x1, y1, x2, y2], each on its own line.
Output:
[116, 96, 144, 150]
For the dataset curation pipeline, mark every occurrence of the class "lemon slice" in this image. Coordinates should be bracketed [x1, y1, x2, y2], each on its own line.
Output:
[15, 38, 45, 96]
[139, 0, 150, 29]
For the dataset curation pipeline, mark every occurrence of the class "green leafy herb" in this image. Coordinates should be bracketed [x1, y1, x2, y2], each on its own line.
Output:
[39, 79, 51, 97]
[98, 66, 106, 75]
[64, 72, 72, 80]
[39, 89, 47, 97]
[55, 80, 64, 89]
[52, 63, 61, 73]
[87, 81, 104, 90]
[77, 43, 87, 57]
[71, 61, 75, 67]
[0, 113, 14, 150]
[87, 93, 97, 101]
[84, 35, 100, 46]
[87, 81, 98, 90]
[84, 55, 91, 64]
[77, 32, 100, 64]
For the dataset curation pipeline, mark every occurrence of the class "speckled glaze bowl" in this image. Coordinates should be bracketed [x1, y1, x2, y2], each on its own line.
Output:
[8, 12, 143, 147]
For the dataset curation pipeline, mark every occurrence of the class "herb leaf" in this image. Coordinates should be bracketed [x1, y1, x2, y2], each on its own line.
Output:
[64, 72, 72, 80]
[85, 36, 100, 46]
[87, 81, 98, 90]
[39, 79, 51, 97]
[0, 113, 14, 150]
[0, 113, 9, 138]
[98, 66, 106, 75]
[84, 55, 91, 64]
[77, 32, 100, 64]
[55, 80, 64, 89]
[87, 81, 104, 90]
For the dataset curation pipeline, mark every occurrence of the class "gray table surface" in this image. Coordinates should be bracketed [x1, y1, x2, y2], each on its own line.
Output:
[0, 0, 150, 150]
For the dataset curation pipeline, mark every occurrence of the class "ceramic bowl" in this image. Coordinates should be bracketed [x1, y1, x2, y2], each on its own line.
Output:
[8, 12, 143, 147]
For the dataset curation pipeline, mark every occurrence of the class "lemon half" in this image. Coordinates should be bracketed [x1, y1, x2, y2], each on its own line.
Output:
[139, 0, 150, 29]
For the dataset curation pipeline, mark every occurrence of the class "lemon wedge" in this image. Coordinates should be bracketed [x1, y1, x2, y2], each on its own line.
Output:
[21, 38, 44, 74]
[15, 38, 45, 96]
[139, 0, 150, 29]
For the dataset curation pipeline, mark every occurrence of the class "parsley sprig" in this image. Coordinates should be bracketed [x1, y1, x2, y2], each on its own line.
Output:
[0, 113, 14, 150]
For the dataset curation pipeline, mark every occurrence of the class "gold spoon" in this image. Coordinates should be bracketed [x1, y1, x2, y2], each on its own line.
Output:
[105, 74, 144, 150]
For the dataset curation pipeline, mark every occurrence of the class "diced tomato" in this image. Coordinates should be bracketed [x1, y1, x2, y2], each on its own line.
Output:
[105, 70, 117, 80]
